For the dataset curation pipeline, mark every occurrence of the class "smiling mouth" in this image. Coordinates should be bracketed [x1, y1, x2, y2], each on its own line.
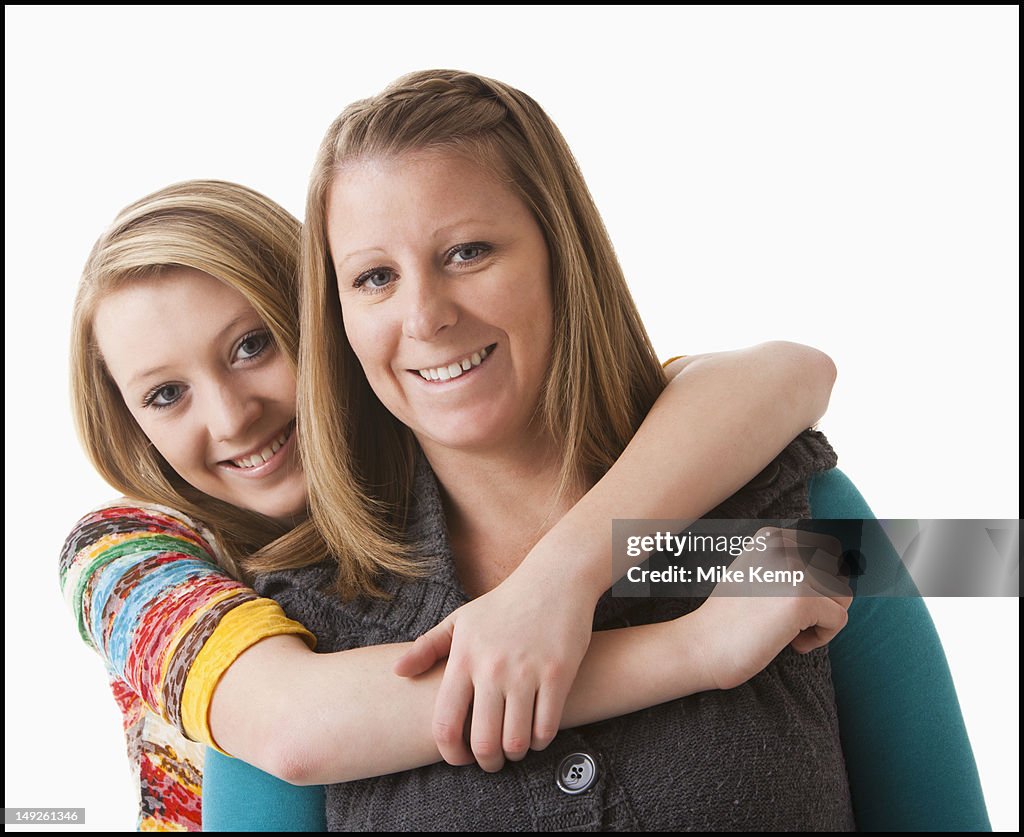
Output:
[222, 421, 295, 470]
[413, 344, 496, 382]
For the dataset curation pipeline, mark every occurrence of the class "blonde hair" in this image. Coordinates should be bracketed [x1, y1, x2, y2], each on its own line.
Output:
[71, 179, 328, 579]
[299, 70, 667, 598]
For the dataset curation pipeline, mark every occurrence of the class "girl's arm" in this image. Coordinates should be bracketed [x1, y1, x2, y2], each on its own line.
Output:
[61, 499, 849, 791]
[209, 550, 849, 787]
[62, 342, 837, 777]
[808, 469, 991, 831]
[394, 341, 838, 768]
[59, 502, 314, 746]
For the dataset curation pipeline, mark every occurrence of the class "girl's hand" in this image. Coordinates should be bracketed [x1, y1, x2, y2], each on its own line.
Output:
[691, 527, 853, 691]
[393, 568, 594, 772]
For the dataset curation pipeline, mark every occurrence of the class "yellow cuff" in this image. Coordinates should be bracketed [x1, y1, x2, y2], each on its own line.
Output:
[180, 598, 316, 752]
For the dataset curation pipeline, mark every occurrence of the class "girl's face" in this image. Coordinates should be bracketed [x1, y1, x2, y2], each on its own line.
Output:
[94, 268, 307, 522]
[328, 149, 555, 458]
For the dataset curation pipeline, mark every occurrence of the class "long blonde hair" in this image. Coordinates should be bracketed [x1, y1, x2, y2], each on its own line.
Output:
[71, 179, 328, 579]
[299, 70, 667, 598]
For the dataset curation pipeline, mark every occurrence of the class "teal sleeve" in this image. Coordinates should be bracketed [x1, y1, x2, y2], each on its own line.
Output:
[202, 747, 326, 832]
[810, 469, 991, 832]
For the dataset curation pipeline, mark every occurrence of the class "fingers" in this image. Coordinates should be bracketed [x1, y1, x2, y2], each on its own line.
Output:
[790, 595, 850, 654]
[441, 678, 554, 767]
[803, 564, 853, 608]
[531, 678, 570, 753]
[775, 529, 839, 571]
[767, 527, 853, 606]
[501, 687, 534, 762]
[795, 536, 853, 609]
[393, 619, 454, 677]
[433, 665, 475, 767]
[469, 681, 506, 773]
[789, 532, 851, 652]
[757, 528, 852, 654]
[411, 589, 590, 771]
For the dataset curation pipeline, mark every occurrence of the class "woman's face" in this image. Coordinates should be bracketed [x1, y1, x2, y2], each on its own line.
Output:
[327, 149, 554, 457]
[94, 268, 306, 522]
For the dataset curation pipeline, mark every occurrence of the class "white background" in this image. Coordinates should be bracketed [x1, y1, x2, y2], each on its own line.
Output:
[5, 5, 1018, 832]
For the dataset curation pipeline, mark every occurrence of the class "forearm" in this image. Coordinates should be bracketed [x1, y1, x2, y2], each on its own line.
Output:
[520, 341, 837, 602]
[210, 617, 708, 785]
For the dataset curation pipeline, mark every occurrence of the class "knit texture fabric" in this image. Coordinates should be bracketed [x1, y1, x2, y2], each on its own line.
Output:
[255, 429, 856, 832]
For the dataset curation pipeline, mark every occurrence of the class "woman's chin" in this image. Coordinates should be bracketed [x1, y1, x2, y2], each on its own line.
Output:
[413, 422, 518, 458]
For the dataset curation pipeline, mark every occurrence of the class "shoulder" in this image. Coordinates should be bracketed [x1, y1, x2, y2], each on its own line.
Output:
[808, 469, 877, 519]
[60, 498, 221, 576]
[65, 497, 219, 545]
[757, 427, 838, 498]
[58, 498, 227, 639]
[711, 429, 838, 518]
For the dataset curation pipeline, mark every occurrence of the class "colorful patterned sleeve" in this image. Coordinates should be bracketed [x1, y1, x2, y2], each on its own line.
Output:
[59, 500, 316, 748]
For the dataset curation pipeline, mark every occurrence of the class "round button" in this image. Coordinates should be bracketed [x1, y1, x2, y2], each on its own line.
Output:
[556, 752, 598, 795]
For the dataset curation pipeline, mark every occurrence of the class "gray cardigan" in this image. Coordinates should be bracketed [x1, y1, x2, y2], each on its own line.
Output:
[254, 430, 855, 831]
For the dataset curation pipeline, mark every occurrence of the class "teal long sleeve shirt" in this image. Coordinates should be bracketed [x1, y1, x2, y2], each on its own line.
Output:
[203, 469, 992, 832]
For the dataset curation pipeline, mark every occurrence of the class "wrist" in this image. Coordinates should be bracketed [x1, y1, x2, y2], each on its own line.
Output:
[518, 528, 607, 607]
[677, 608, 720, 694]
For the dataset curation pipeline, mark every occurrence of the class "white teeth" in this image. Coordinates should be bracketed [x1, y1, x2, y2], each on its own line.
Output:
[231, 428, 291, 469]
[417, 346, 492, 382]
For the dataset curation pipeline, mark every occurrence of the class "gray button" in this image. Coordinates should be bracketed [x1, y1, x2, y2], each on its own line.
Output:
[556, 752, 597, 794]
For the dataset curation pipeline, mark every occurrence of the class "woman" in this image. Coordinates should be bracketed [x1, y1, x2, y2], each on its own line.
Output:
[63, 180, 846, 830]
[204, 70, 990, 830]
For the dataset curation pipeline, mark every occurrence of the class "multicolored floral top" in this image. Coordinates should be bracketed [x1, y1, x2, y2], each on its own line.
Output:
[59, 501, 314, 832]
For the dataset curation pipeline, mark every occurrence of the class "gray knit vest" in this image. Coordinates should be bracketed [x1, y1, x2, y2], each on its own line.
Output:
[255, 429, 855, 831]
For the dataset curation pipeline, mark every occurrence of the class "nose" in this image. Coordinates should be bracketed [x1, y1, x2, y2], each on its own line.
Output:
[204, 378, 262, 445]
[401, 269, 458, 342]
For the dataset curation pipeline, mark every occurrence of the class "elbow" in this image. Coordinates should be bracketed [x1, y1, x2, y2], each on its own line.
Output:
[260, 733, 330, 786]
[764, 341, 837, 426]
[815, 345, 838, 390]
[217, 699, 335, 786]
[807, 345, 837, 424]
[209, 634, 331, 785]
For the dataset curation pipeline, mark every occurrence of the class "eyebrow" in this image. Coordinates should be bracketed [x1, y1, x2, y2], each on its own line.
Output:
[337, 248, 387, 273]
[126, 313, 254, 389]
[430, 219, 489, 239]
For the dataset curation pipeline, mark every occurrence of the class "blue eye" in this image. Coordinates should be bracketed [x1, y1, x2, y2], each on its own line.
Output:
[354, 268, 396, 293]
[237, 331, 272, 361]
[144, 383, 185, 409]
[448, 243, 491, 264]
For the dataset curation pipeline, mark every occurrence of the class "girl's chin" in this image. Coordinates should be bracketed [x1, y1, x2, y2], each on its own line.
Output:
[228, 485, 308, 523]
